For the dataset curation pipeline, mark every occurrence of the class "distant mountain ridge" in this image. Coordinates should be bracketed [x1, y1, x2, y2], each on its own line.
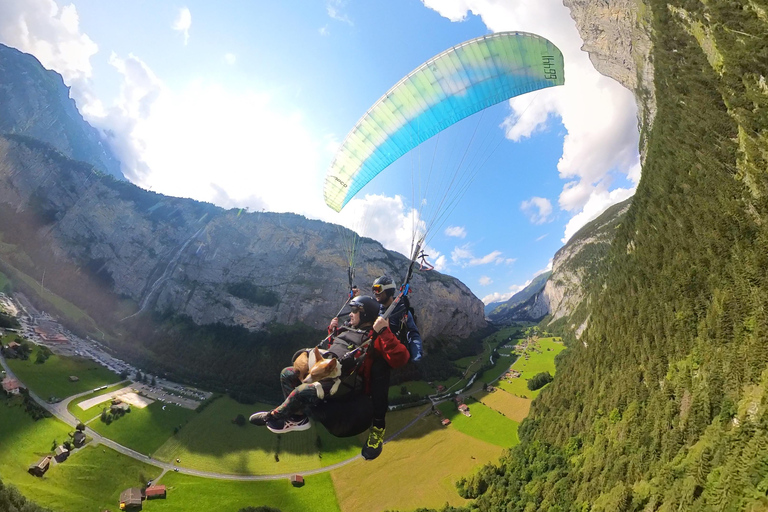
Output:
[485, 270, 551, 320]
[0, 43, 124, 180]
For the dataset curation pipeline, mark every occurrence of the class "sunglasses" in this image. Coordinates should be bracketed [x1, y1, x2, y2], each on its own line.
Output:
[372, 283, 395, 293]
[349, 306, 363, 313]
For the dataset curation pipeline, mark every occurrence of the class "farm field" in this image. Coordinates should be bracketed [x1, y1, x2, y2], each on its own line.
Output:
[5, 346, 120, 400]
[478, 388, 531, 422]
[0, 398, 160, 512]
[497, 337, 565, 399]
[153, 395, 324, 474]
[152, 471, 340, 512]
[85, 400, 197, 455]
[437, 397, 519, 448]
[331, 410, 504, 512]
[153, 395, 429, 474]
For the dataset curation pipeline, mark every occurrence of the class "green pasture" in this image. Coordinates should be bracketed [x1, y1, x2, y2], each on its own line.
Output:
[437, 397, 519, 448]
[152, 471, 340, 512]
[497, 337, 565, 398]
[0, 397, 160, 512]
[153, 396, 326, 474]
[332, 408, 502, 512]
[86, 400, 197, 455]
[66, 382, 131, 422]
[5, 347, 120, 400]
[484, 325, 527, 345]
[388, 379, 434, 399]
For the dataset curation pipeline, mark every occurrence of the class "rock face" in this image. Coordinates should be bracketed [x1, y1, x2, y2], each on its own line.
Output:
[0, 135, 485, 340]
[0, 44, 124, 181]
[542, 198, 631, 328]
[563, 0, 656, 131]
[487, 271, 551, 323]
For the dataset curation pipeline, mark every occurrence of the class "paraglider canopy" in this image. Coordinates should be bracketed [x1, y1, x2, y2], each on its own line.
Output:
[324, 31, 565, 213]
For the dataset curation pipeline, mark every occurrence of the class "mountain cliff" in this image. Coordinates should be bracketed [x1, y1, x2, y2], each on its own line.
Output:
[0, 134, 484, 342]
[0, 44, 124, 180]
[486, 270, 551, 322]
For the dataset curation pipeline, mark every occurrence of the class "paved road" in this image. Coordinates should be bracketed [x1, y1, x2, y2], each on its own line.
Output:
[0, 352, 434, 481]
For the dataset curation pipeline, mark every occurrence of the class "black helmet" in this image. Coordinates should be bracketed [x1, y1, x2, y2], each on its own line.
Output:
[372, 275, 397, 298]
[349, 295, 380, 324]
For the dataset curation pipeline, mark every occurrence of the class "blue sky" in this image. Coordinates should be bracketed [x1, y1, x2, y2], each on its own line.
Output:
[0, 0, 640, 304]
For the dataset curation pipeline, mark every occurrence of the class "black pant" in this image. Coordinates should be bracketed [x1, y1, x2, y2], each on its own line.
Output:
[369, 354, 391, 429]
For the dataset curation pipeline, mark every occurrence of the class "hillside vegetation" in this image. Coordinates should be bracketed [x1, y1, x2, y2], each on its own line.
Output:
[425, 1, 768, 510]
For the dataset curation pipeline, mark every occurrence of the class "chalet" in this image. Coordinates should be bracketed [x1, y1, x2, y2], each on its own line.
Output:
[290, 474, 304, 487]
[458, 403, 471, 417]
[144, 485, 166, 499]
[28, 456, 52, 477]
[73, 431, 86, 447]
[436, 385, 446, 393]
[6, 341, 20, 351]
[2, 376, 21, 395]
[441, 418, 451, 426]
[119, 488, 143, 510]
[54, 445, 69, 463]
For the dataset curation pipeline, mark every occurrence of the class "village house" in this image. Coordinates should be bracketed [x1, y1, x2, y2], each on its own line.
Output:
[73, 430, 86, 448]
[28, 456, 52, 477]
[458, 403, 471, 417]
[110, 402, 130, 414]
[144, 485, 166, 499]
[54, 445, 69, 463]
[2, 376, 22, 395]
[6, 340, 20, 352]
[441, 418, 451, 426]
[290, 474, 304, 487]
[119, 488, 143, 510]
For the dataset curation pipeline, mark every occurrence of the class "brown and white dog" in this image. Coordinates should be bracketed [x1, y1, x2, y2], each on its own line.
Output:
[293, 347, 342, 399]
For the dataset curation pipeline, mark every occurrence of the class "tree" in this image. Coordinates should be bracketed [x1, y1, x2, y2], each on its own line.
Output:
[151, 375, 157, 386]
[527, 372, 553, 391]
[234, 414, 246, 426]
[135, 371, 143, 382]
[51, 439, 57, 451]
[76, 422, 85, 431]
[119, 370, 129, 380]
[400, 386, 408, 395]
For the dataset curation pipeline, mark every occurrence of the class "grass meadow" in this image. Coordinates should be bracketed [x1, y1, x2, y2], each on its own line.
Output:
[5, 346, 120, 400]
[152, 471, 340, 512]
[0, 269, 10, 291]
[85, 401, 197, 456]
[0, 397, 160, 512]
[437, 397, 519, 448]
[497, 337, 565, 399]
[478, 388, 531, 422]
[331, 410, 504, 512]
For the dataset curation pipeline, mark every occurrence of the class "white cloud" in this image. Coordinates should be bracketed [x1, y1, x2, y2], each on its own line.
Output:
[172, 7, 192, 45]
[562, 186, 635, 243]
[482, 282, 526, 305]
[224, 53, 236, 65]
[421, 0, 641, 243]
[445, 226, 467, 238]
[327, 0, 353, 25]
[535, 234, 548, 242]
[319, 25, 330, 36]
[479, 276, 492, 286]
[0, 0, 98, 106]
[520, 196, 553, 224]
[451, 244, 508, 267]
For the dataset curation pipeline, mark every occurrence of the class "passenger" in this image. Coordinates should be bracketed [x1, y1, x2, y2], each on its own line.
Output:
[249, 295, 409, 460]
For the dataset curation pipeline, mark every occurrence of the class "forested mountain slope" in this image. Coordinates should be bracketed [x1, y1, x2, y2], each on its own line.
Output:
[422, 0, 768, 510]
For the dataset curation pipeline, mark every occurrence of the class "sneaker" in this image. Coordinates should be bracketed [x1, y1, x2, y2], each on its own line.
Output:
[266, 415, 311, 433]
[249, 411, 273, 426]
[361, 426, 385, 460]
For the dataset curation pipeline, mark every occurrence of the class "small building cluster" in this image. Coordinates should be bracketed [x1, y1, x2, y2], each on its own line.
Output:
[290, 474, 304, 487]
[28, 456, 51, 477]
[119, 485, 167, 510]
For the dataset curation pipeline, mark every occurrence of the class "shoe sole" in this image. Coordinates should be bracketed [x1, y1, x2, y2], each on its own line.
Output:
[267, 421, 312, 434]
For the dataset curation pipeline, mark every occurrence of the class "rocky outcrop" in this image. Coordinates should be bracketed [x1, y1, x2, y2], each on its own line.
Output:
[0, 135, 485, 340]
[542, 198, 631, 328]
[563, 0, 656, 132]
[0, 44, 124, 180]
